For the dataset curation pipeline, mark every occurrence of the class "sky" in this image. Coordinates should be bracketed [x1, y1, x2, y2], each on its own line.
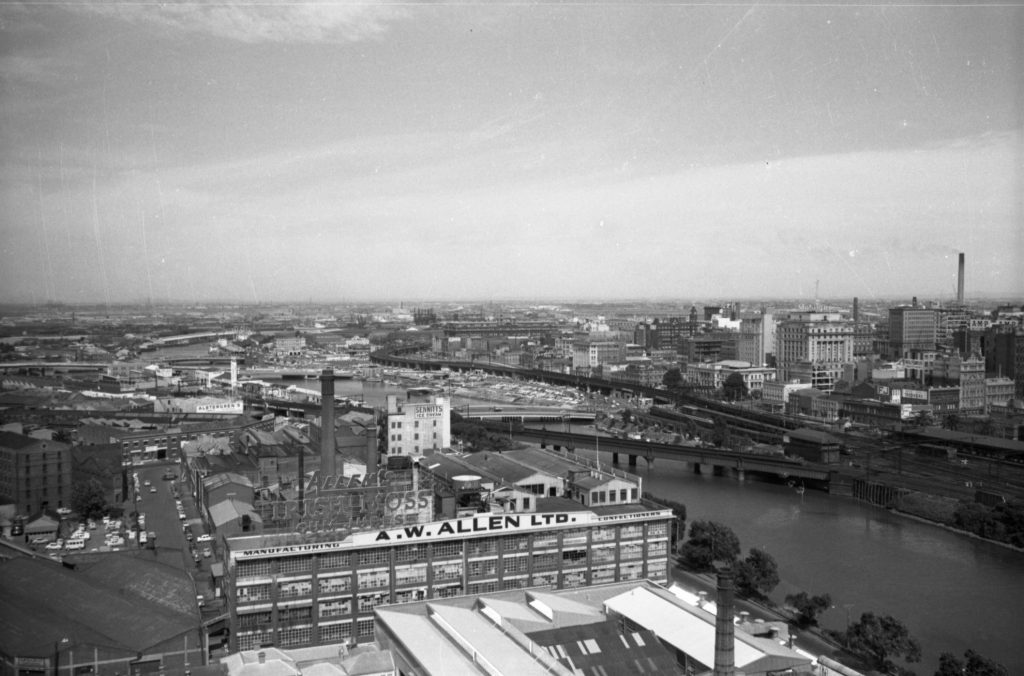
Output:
[0, 1, 1021, 305]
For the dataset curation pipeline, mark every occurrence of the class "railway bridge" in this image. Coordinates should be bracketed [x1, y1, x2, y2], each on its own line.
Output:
[514, 428, 833, 484]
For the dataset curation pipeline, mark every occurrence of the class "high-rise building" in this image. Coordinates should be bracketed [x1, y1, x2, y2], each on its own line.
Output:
[737, 312, 774, 367]
[775, 312, 854, 392]
[888, 303, 937, 358]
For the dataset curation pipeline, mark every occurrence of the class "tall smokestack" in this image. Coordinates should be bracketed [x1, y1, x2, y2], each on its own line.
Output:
[319, 368, 336, 477]
[853, 297, 859, 323]
[713, 569, 736, 676]
[957, 252, 965, 305]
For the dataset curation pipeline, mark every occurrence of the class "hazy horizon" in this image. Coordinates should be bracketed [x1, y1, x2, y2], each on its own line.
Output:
[2, 2, 1021, 305]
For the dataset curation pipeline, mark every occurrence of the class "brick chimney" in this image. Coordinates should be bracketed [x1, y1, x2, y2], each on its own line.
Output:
[713, 568, 736, 676]
[319, 369, 336, 477]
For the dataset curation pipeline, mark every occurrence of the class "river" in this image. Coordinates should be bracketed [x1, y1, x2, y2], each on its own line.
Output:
[620, 453, 1023, 674]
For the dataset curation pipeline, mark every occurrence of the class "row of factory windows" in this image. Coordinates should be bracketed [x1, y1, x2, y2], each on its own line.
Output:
[234, 558, 668, 650]
[235, 523, 666, 579]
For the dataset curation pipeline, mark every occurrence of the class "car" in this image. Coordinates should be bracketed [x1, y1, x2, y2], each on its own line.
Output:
[178, 512, 187, 521]
[45, 541, 63, 551]
[202, 547, 212, 558]
[30, 535, 50, 545]
[56, 507, 72, 516]
[197, 534, 213, 543]
[149, 486, 157, 493]
[144, 480, 151, 487]
[185, 532, 194, 542]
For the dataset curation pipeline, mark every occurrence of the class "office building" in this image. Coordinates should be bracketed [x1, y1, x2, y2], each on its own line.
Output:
[775, 312, 853, 393]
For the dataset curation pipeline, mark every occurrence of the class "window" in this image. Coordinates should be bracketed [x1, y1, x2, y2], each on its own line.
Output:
[320, 598, 352, 618]
[357, 619, 376, 637]
[502, 534, 529, 552]
[432, 541, 462, 560]
[395, 544, 426, 563]
[466, 537, 497, 557]
[631, 488, 638, 500]
[236, 584, 271, 602]
[620, 543, 643, 560]
[503, 555, 529, 574]
[278, 625, 312, 647]
[357, 569, 390, 590]
[358, 593, 387, 612]
[319, 621, 352, 643]
[320, 551, 350, 570]
[394, 564, 427, 585]
[278, 556, 311, 575]
[432, 562, 462, 581]
[468, 559, 497, 578]
[647, 523, 668, 538]
[318, 575, 351, 595]
[358, 549, 390, 567]
[502, 577, 528, 590]
[277, 580, 312, 598]
[237, 560, 272, 578]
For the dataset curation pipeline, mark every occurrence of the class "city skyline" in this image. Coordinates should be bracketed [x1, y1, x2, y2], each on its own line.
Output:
[1, 2, 1021, 304]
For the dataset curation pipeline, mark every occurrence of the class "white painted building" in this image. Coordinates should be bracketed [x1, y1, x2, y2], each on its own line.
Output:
[385, 394, 451, 458]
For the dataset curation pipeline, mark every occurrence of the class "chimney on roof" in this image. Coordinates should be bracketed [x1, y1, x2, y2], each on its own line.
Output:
[713, 568, 736, 676]
[319, 369, 337, 477]
[957, 252, 965, 305]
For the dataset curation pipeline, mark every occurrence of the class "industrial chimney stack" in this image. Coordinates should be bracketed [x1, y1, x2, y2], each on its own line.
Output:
[853, 297, 859, 323]
[957, 252, 965, 306]
[713, 568, 736, 676]
[319, 368, 337, 477]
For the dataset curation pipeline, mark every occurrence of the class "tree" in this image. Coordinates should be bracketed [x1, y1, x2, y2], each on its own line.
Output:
[943, 412, 961, 431]
[662, 367, 682, 390]
[734, 548, 779, 599]
[843, 612, 921, 673]
[936, 649, 1008, 676]
[785, 591, 832, 629]
[722, 372, 748, 402]
[70, 478, 108, 520]
[678, 520, 740, 571]
[710, 416, 730, 448]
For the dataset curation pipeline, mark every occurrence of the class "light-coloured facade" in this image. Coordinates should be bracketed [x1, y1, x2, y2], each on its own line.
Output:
[737, 312, 775, 367]
[775, 312, 853, 393]
[385, 395, 450, 458]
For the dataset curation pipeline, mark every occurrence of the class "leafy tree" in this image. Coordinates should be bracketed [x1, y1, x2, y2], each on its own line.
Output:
[679, 520, 740, 571]
[843, 612, 921, 673]
[785, 591, 832, 629]
[734, 548, 779, 599]
[710, 416, 730, 448]
[662, 367, 682, 390]
[943, 412, 961, 431]
[722, 372, 748, 402]
[70, 478, 108, 520]
[936, 649, 1008, 676]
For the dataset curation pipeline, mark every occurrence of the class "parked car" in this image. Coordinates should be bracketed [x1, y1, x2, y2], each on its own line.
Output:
[45, 541, 63, 551]
[197, 534, 213, 543]
[202, 547, 212, 558]
[149, 486, 157, 493]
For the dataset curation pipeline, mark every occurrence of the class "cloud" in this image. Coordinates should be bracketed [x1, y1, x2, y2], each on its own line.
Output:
[74, 0, 409, 43]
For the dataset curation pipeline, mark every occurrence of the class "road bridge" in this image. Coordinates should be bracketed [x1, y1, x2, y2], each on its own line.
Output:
[514, 428, 832, 484]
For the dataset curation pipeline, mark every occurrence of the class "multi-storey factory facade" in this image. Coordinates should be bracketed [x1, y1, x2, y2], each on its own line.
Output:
[223, 500, 672, 651]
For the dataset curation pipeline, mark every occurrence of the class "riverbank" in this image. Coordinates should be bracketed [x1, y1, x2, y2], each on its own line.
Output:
[667, 564, 868, 671]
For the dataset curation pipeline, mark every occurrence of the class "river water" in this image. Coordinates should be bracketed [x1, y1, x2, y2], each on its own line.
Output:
[621, 454, 1023, 674]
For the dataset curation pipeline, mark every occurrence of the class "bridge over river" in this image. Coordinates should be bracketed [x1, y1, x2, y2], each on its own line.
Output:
[513, 428, 833, 484]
